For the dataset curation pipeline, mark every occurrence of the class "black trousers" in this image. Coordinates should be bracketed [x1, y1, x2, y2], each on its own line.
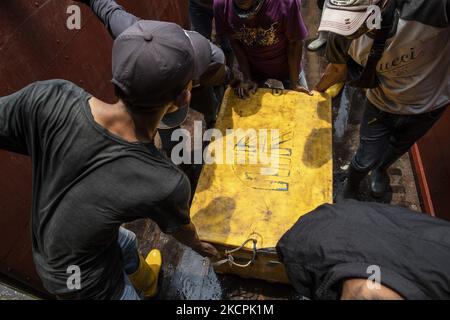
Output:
[351, 100, 448, 172]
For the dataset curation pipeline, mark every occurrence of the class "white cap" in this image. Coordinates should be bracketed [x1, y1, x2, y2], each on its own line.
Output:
[318, 0, 382, 36]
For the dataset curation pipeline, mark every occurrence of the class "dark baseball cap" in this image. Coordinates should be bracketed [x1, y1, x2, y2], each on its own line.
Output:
[112, 21, 212, 128]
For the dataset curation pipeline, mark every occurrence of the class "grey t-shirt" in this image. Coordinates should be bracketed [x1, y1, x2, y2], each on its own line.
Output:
[326, 0, 450, 115]
[0, 80, 191, 299]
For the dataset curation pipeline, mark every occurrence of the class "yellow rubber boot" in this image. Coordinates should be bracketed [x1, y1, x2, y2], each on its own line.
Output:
[128, 249, 162, 298]
[325, 82, 344, 99]
[143, 249, 162, 298]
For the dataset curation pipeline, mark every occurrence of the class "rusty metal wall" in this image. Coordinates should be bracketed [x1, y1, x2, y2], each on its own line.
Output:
[0, 0, 189, 297]
[412, 107, 450, 221]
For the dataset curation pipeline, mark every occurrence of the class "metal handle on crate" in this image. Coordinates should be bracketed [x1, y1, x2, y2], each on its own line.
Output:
[212, 238, 258, 268]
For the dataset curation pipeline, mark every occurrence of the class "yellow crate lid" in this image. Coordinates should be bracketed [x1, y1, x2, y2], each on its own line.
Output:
[191, 88, 333, 251]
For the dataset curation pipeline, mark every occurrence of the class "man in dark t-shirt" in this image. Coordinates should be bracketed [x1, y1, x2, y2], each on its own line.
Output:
[0, 21, 218, 299]
[277, 201, 450, 300]
[77, 0, 231, 159]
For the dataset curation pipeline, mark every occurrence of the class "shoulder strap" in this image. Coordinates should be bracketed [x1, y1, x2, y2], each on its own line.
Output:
[348, 0, 399, 88]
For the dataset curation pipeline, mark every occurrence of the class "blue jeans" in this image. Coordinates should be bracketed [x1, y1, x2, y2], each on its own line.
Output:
[352, 100, 447, 172]
[120, 273, 141, 300]
[117, 227, 141, 300]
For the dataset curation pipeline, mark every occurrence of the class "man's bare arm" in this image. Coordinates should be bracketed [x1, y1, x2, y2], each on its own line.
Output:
[288, 39, 311, 94]
[172, 222, 219, 258]
[228, 39, 258, 99]
[288, 39, 302, 84]
[315, 63, 347, 92]
[229, 39, 252, 81]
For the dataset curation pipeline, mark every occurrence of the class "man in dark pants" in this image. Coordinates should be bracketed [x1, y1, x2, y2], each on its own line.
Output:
[0, 20, 218, 299]
[189, 0, 215, 39]
[189, 0, 234, 60]
[189, 0, 234, 118]
[315, 0, 450, 200]
[277, 201, 450, 300]
[78, 0, 231, 155]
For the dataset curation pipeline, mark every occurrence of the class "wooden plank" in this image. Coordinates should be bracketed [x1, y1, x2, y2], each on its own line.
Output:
[411, 145, 435, 216]
[412, 107, 450, 220]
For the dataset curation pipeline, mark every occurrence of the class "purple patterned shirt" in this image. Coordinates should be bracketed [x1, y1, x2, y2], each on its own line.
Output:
[214, 0, 308, 81]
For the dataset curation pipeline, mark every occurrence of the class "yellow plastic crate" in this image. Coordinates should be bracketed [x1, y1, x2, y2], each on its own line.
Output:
[191, 88, 333, 283]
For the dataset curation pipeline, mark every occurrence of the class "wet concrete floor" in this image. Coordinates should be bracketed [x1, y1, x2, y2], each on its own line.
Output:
[0, 283, 34, 300]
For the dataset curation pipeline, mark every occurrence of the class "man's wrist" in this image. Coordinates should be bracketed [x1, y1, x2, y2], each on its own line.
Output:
[314, 82, 327, 92]
[191, 241, 206, 253]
